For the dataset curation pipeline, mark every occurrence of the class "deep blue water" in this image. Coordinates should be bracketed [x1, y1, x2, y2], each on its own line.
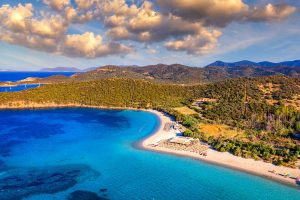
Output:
[0, 72, 75, 92]
[0, 84, 42, 92]
[0, 108, 299, 200]
[0, 72, 75, 82]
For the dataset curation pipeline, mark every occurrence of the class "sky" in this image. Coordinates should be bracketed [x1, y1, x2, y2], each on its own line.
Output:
[0, 0, 299, 71]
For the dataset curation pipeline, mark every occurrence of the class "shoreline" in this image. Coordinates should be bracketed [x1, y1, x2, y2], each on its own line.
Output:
[0, 103, 299, 189]
[0, 102, 144, 110]
[138, 110, 300, 189]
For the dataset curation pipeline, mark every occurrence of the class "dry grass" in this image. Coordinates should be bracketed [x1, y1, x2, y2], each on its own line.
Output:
[259, 83, 300, 110]
[259, 83, 280, 105]
[194, 98, 217, 103]
[258, 83, 280, 94]
[265, 95, 300, 110]
[174, 106, 197, 115]
[199, 123, 244, 139]
[283, 95, 300, 110]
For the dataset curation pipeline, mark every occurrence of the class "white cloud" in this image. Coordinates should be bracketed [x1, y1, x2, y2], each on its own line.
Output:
[0, 3, 132, 58]
[246, 3, 296, 22]
[0, 0, 297, 57]
[0, 3, 33, 32]
[106, 26, 130, 39]
[31, 15, 67, 38]
[75, 0, 95, 10]
[165, 30, 222, 55]
[105, 1, 219, 42]
[43, 0, 70, 11]
[157, 0, 248, 27]
[157, 0, 296, 27]
[62, 32, 132, 58]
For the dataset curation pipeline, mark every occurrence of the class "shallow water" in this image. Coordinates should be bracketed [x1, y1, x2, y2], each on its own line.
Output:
[0, 108, 299, 200]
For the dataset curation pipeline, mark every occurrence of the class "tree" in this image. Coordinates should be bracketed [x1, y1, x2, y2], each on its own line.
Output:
[183, 129, 193, 137]
[182, 115, 199, 130]
[295, 121, 300, 133]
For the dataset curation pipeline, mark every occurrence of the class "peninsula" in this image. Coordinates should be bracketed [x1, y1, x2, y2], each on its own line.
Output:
[0, 74, 299, 187]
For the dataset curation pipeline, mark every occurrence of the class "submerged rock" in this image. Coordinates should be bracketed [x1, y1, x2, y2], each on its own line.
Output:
[0, 121, 65, 157]
[99, 188, 108, 192]
[0, 164, 100, 200]
[0, 140, 25, 157]
[68, 190, 109, 200]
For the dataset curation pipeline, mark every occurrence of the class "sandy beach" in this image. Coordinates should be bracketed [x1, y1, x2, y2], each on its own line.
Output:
[0, 102, 299, 188]
[141, 110, 300, 188]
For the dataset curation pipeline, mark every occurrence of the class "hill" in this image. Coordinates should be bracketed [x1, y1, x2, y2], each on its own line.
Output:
[6, 60, 299, 85]
[71, 60, 300, 84]
[205, 60, 300, 79]
[71, 64, 212, 83]
[0, 76, 299, 167]
[206, 60, 300, 68]
[39, 67, 97, 72]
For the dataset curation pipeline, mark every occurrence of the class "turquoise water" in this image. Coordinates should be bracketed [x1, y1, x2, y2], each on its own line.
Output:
[0, 108, 299, 200]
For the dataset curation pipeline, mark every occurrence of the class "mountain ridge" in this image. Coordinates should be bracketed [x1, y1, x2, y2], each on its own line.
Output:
[12, 59, 300, 84]
[39, 67, 97, 72]
[206, 60, 300, 68]
[71, 60, 300, 84]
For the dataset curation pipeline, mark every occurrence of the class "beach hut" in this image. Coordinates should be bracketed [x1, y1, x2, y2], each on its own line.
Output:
[169, 136, 196, 146]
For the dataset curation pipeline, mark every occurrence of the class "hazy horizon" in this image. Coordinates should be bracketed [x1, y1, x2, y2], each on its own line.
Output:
[1, 58, 300, 72]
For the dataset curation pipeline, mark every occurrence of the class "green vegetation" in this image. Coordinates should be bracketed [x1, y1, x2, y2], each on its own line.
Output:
[0, 76, 300, 167]
[183, 76, 300, 167]
[0, 78, 189, 108]
[34, 63, 300, 84]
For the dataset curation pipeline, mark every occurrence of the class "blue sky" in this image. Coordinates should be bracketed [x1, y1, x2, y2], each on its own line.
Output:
[0, 0, 299, 70]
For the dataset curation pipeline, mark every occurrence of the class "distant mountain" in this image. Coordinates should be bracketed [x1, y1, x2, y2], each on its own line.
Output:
[40, 66, 98, 72]
[206, 60, 300, 68]
[206, 60, 258, 67]
[72, 60, 300, 83]
[36, 60, 300, 84]
[71, 64, 213, 83]
[40, 67, 81, 72]
[278, 60, 300, 67]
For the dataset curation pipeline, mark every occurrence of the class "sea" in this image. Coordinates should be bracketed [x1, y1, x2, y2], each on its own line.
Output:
[0, 73, 299, 200]
[0, 72, 75, 92]
[0, 108, 299, 200]
[0, 72, 75, 82]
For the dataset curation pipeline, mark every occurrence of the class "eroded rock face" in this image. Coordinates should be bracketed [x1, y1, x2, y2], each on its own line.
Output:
[0, 164, 100, 200]
[68, 190, 109, 200]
